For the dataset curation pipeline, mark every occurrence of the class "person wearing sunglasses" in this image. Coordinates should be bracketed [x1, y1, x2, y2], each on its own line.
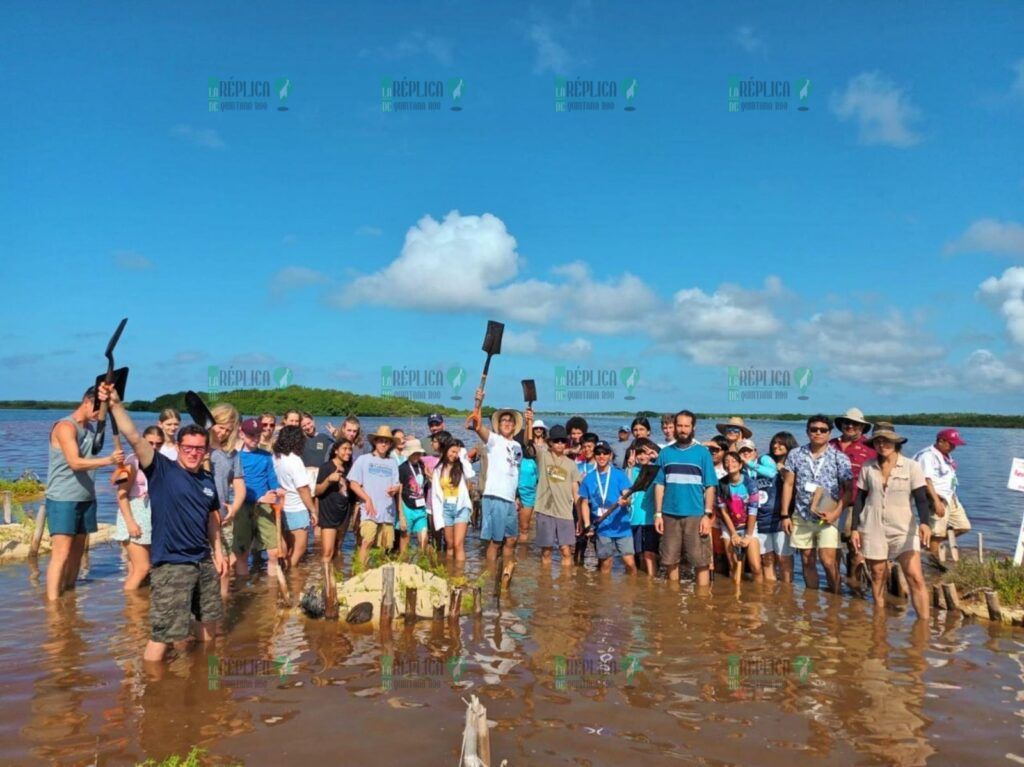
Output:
[702, 436, 729, 480]
[100, 382, 227, 663]
[780, 415, 852, 593]
[257, 412, 277, 452]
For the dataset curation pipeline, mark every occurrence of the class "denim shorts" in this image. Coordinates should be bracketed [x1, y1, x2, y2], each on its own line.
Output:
[480, 496, 518, 541]
[46, 499, 98, 536]
[284, 510, 310, 533]
[596, 534, 635, 560]
[442, 500, 472, 527]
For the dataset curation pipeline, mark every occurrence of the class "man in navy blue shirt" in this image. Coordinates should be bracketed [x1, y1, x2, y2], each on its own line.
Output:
[102, 382, 227, 663]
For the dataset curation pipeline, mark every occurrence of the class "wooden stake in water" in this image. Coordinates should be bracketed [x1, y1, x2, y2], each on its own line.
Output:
[2, 491, 11, 524]
[30, 503, 46, 557]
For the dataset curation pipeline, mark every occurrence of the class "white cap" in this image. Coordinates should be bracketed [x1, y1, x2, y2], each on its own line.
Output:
[532, 419, 547, 430]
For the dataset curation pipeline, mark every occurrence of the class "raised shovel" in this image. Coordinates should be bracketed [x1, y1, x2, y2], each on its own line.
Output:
[521, 379, 537, 410]
[92, 318, 127, 455]
[94, 366, 131, 484]
[465, 320, 504, 429]
[184, 390, 216, 429]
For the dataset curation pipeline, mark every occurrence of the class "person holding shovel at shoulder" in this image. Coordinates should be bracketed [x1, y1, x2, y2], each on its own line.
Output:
[45, 386, 125, 600]
[469, 387, 524, 564]
[579, 441, 636, 574]
[99, 381, 227, 663]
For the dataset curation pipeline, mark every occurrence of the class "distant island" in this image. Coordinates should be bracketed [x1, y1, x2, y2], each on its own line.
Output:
[0, 392, 1019, 428]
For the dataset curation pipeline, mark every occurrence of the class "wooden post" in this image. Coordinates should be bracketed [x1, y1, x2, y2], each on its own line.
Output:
[2, 491, 11, 524]
[433, 603, 446, 621]
[474, 696, 491, 767]
[932, 584, 946, 610]
[473, 586, 483, 617]
[461, 694, 490, 767]
[405, 587, 418, 625]
[500, 561, 515, 592]
[381, 565, 395, 623]
[942, 582, 960, 611]
[448, 586, 463, 624]
[29, 502, 47, 557]
[461, 695, 478, 766]
[978, 533, 984, 564]
[984, 589, 1002, 622]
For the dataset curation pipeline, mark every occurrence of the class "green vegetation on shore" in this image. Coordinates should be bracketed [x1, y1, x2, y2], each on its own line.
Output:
[943, 557, 1024, 608]
[0, 392, 1018, 427]
[0, 477, 46, 501]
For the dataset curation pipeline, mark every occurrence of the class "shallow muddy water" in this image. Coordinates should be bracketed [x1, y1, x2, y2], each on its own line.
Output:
[1, 411, 1023, 765]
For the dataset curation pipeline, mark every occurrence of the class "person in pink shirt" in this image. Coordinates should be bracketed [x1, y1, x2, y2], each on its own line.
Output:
[114, 426, 165, 590]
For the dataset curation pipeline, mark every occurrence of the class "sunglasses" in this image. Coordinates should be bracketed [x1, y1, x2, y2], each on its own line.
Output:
[550, 438, 567, 445]
[707, 446, 722, 453]
[179, 444, 208, 455]
[724, 428, 742, 435]
[808, 427, 830, 434]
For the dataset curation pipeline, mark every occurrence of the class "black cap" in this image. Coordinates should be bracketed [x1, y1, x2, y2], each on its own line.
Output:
[548, 424, 568, 441]
[593, 440, 613, 454]
[427, 413, 444, 425]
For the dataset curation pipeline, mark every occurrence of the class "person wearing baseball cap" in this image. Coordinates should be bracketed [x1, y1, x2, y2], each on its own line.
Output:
[524, 411, 581, 565]
[913, 428, 970, 561]
[579, 441, 636, 573]
[611, 426, 632, 469]
[425, 414, 445, 457]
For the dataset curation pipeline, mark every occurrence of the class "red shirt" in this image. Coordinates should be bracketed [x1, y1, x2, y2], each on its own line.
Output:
[830, 437, 876, 504]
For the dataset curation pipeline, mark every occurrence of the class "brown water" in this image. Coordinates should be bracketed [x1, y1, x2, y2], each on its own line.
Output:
[2, 411, 1024, 765]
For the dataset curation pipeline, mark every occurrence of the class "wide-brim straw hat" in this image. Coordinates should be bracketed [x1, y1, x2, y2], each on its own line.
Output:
[491, 408, 525, 435]
[368, 425, 397, 445]
[402, 437, 425, 457]
[716, 416, 752, 439]
[835, 407, 873, 432]
[868, 425, 907, 445]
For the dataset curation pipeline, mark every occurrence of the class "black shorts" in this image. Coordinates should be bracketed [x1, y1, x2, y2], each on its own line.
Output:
[318, 503, 351, 530]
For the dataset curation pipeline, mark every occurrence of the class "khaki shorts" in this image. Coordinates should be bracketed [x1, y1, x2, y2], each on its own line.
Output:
[931, 496, 970, 537]
[253, 503, 279, 551]
[360, 520, 395, 550]
[232, 503, 257, 555]
[860, 520, 920, 561]
[658, 515, 711, 569]
[790, 515, 840, 550]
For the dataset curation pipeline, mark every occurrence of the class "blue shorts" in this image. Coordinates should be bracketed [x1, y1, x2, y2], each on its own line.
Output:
[632, 524, 660, 554]
[283, 510, 310, 532]
[596, 534, 635, 560]
[46, 499, 98, 536]
[402, 505, 429, 535]
[518, 487, 536, 508]
[480, 496, 518, 542]
[442, 502, 472, 527]
[535, 514, 576, 549]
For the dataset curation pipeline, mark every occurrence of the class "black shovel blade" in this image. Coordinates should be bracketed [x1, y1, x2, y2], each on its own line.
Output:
[104, 318, 128, 362]
[93, 367, 129, 408]
[482, 320, 504, 355]
[185, 390, 216, 429]
[521, 379, 537, 403]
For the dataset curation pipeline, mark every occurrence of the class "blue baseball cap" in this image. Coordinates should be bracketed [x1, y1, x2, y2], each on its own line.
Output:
[427, 413, 444, 425]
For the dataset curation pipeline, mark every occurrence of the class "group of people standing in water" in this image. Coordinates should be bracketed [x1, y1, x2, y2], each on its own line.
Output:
[43, 381, 972, 660]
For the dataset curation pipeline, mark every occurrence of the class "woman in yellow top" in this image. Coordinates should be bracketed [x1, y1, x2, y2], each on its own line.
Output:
[428, 439, 475, 562]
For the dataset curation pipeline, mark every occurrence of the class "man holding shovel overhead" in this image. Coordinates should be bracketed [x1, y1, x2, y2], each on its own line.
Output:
[100, 382, 227, 662]
[44, 386, 124, 600]
[469, 390, 524, 563]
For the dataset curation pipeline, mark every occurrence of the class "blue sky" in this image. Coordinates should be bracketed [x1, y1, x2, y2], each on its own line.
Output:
[2, 0, 1023, 414]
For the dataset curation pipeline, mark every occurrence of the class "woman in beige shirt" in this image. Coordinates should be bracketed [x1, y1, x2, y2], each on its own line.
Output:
[850, 425, 932, 619]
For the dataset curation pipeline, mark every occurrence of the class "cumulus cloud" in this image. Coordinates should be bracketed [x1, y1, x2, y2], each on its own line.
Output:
[732, 25, 765, 54]
[965, 349, 1024, 391]
[503, 330, 592, 360]
[334, 211, 561, 323]
[171, 124, 225, 149]
[830, 72, 922, 147]
[978, 266, 1024, 344]
[945, 218, 1024, 257]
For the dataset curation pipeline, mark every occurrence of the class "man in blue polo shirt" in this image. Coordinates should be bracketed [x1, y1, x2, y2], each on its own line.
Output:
[653, 410, 717, 585]
[102, 382, 227, 663]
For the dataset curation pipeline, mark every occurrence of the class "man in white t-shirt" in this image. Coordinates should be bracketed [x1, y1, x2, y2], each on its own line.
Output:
[469, 391, 523, 563]
[913, 428, 970, 559]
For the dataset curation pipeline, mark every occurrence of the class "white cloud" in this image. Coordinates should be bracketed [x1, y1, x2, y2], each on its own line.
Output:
[945, 218, 1024, 257]
[732, 25, 765, 54]
[502, 330, 592, 360]
[830, 72, 922, 147]
[171, 124, 225, 149]
[528, 24, 570, 74]
[335, 211, 562, 323]
[358, 32, 453, 66]
[271, 266, 331, 297]
[964, 349, 1024, 391]
[978, 266, 1024, 344]
[113, 250, 153, 270]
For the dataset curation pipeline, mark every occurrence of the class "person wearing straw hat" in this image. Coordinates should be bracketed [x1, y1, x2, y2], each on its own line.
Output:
[397, 437, 430, 553]
[716, 417, 753, 453]
[471, 393, 525, 563]
[850, 424, 932, 618]
[348, 425, 402, 567]
[831, 408, 877, 588]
